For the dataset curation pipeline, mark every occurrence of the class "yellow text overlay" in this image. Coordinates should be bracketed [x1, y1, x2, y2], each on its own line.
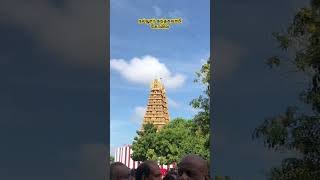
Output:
[138, 18, 183, 30]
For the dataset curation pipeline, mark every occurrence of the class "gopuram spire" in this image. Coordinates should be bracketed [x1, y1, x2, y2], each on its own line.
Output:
[141, 79, 170, 131]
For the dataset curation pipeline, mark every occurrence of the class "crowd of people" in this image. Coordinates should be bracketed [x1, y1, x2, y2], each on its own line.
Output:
[110, 154, 209, 180]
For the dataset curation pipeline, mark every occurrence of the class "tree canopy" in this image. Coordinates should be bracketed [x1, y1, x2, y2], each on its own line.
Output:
[110, 155, 115, 163]
[253, 1, 320, 179]
[131, 118, 209, 165]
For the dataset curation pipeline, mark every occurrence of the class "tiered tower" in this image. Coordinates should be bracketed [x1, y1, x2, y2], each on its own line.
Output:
[141, 79, 170, 131]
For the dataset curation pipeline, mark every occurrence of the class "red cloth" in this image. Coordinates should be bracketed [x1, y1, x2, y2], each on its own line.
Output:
[160, 168, 167, 176]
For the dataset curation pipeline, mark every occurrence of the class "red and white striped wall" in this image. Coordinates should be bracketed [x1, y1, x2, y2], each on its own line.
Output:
[114, 145, 176, 170]
[115, 145, 141, 169]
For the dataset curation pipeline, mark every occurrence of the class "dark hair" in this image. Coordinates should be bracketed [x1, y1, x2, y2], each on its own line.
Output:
[130, 169, 136, 176]
[135, 161, 156, 180]
[110, 162, 127, 179]
[163, 169, 178, 180]
[163, 173, 177, 180]
[168, 168, 177, 175]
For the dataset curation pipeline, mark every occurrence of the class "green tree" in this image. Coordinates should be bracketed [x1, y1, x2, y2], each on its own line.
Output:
[158, 118, 209, 162]
[110, 155, 115, 163]
[131, 118, 209, 164]
[131, 123, 158, 162]
[253, 1, 320, 179]
[190, 58, 211, 156]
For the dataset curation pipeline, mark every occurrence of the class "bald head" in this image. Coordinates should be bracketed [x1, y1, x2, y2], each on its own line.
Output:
[177, 155, 209, 180]
[110, 162, 130, 180]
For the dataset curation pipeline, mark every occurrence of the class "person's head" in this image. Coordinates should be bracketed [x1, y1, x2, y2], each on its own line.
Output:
[135, 160, 162, 180]
[163, 171, 177, 180]
[177, 154, 209, 180]
[110, 162, 130, 180]
[129, 169, 136, 180]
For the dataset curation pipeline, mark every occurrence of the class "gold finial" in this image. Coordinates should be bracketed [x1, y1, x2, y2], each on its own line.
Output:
[151, 78, 164, 89]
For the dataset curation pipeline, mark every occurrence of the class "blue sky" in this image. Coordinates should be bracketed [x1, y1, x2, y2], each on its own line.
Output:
[110, 0, 210, 155]
[0, 0, 311, 179]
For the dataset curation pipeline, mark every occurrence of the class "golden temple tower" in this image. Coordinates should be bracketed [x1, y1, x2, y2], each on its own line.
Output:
[141, 79, 170, 131]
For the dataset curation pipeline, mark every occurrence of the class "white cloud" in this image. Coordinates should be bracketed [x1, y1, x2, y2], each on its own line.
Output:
[130, 106, 146, 124]
[153, 6, 162, 17]
[110, 55, 186, 89]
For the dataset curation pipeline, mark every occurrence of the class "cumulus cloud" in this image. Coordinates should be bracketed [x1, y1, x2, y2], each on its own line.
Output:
[111, 55, 186, 89]
[130, 106, 146, 123]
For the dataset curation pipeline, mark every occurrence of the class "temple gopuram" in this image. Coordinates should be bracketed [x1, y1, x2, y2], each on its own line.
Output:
[141, 78, 170, 131]
[114, 79, 175, 171]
